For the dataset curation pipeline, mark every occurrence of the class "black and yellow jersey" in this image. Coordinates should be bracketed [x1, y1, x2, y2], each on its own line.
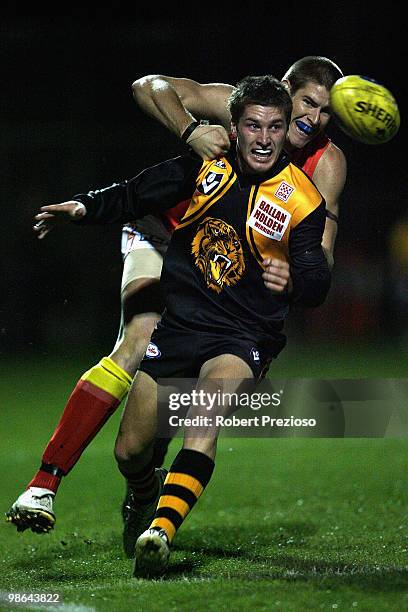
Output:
[76, 148, 330, 337]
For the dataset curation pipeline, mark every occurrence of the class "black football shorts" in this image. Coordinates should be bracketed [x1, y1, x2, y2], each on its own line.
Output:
[138, 318, 286, 381]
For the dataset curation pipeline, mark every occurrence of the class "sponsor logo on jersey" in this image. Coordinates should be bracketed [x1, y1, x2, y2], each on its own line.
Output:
[197, 171, 223, 195]
[250, 347, 260, 364]
[247, 196, 291, 241]
[145, 342, 161, 358]
[274, 181, 295, 203]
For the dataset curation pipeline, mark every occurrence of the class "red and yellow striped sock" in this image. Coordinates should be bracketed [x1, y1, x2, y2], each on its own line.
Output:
[150, 448, 214, 543]
[28, 357, 132, 492]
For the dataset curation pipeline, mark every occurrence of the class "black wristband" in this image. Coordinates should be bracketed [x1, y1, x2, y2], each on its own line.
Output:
[181, 120, 200, 143]
[325, 209, 339, 223]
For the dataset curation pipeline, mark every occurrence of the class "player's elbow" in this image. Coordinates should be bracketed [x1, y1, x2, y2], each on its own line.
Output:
[132, 74, 166, 103]
[307, 275, 331, 307]
[291, 267, 332, 308]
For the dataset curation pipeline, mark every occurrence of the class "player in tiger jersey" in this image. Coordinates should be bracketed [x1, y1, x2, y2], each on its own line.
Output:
[6, 57, 344, 542]
[133, 56, 346, 270]
[37, 76, 330, 575]
[125, 76, 331, 576]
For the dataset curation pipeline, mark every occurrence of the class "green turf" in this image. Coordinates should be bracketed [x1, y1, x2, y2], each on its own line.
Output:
[1, 348, 407, 610]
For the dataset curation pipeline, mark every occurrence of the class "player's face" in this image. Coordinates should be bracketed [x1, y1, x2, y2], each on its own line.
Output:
[233, 104, 287, 175]
[285, 81, 331, 150]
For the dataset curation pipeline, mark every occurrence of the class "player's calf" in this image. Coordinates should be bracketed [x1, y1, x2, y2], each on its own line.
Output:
[122, 467, 168, 558]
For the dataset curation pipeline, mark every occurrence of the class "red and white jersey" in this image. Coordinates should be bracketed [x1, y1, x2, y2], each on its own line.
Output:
[290, 132, 331, 179]
[160, 198, 190, 232]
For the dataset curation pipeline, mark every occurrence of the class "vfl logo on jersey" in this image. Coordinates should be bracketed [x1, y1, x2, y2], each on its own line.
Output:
[274, 181, 294, 202]
[247, 196, 291, 242]
[197, 171, 223, 195]
[191, 217, 245, 294]
[145, 342, 161, 358]
[214, 160, 226, 169]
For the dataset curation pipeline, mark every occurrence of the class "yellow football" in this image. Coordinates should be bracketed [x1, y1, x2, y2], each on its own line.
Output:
[330, 75, 400, 144]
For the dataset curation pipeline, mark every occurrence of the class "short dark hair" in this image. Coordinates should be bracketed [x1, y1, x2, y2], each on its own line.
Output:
[283, 56, 343, 94]
[228, 75, 292, 125]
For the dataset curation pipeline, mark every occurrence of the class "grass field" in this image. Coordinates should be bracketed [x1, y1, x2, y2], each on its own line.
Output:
[1, 345, 408, 611]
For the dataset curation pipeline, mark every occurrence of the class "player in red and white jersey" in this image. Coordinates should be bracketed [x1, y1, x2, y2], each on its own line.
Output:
[7, 57, 346, 545]
[134, 56, 346, 269]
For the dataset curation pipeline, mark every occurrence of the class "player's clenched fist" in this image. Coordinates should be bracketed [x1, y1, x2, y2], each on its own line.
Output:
[262, 258, 292, 294]
[186, 124, 230, 160]
[33, 200, 86, 239]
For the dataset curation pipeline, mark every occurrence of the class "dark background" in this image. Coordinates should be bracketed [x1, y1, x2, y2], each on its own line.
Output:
[1, 13, 405, 360]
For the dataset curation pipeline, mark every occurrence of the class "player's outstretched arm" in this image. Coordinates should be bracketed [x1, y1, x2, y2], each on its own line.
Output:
[33, 201, 86, 239]
[33, 155, 201, 232]
[132, 75, 233, 160]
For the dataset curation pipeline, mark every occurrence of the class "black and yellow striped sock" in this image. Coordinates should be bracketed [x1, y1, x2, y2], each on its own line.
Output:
[150, 448, 214, 543]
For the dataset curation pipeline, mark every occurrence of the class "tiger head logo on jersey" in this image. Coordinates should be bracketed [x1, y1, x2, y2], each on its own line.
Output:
[191, 217, 245, 293]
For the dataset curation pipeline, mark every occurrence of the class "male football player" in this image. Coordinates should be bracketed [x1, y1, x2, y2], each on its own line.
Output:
[63, 75, 330, 576]
[7, 57, 345, 546]
[133, 56, 346, 270]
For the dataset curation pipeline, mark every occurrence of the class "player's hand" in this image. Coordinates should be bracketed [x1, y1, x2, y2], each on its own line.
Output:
[262, 258, 292, 294]
[186, 124, 230, 160]
[33, 200, 86, 239]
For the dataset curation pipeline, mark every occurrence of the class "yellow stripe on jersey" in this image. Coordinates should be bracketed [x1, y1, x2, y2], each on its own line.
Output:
[246, 185, 263, 267]
[176, 157, 237, 230]
[284, 163, 323, 227]
[80, 357, 132, 401]
[246, 162, 322, 266]
[246, 185, 288, 268]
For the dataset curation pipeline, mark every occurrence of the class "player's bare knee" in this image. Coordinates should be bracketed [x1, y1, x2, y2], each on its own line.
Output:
[124, 313, 159, 348]
[111, 314, 159, 374]
[114, 433, 151, 465]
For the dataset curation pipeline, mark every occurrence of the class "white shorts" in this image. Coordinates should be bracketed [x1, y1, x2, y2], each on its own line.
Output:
[120, 222, 169, 292]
